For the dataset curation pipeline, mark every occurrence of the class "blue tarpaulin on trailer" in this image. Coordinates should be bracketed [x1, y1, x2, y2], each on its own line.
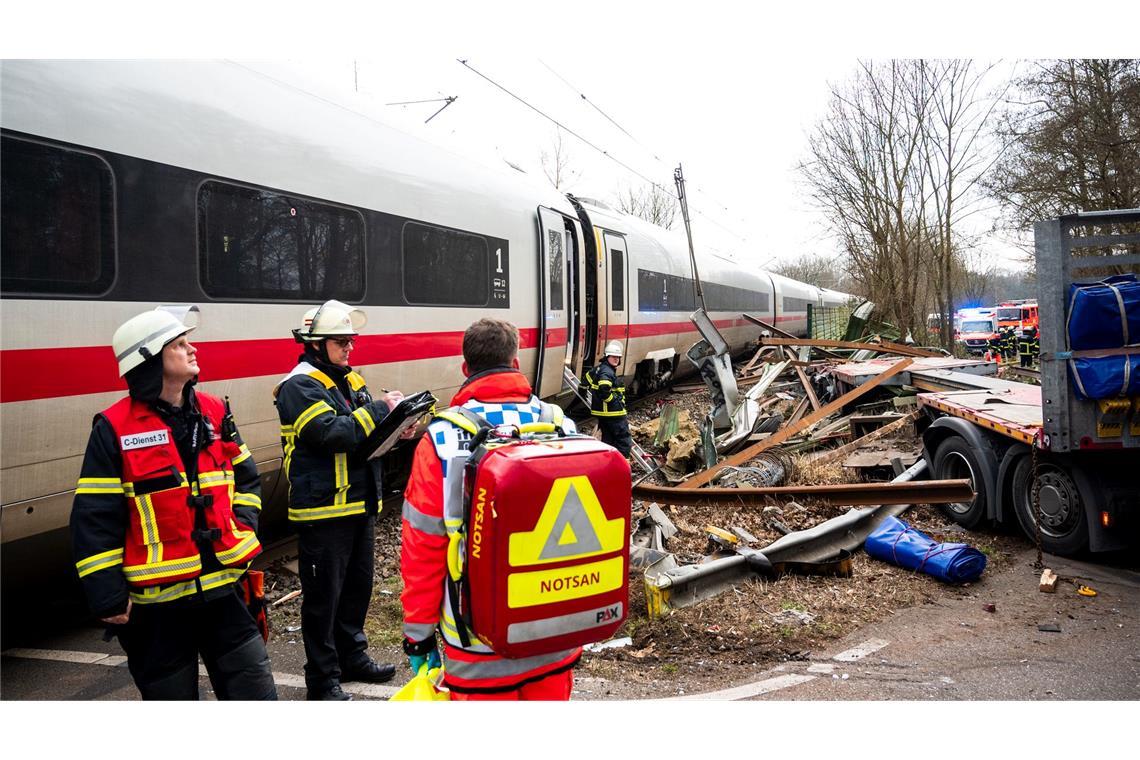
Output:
[864, 516, 987, 583]
[1067, 274, 1140, 350]
[1069, 354, 1140, 400]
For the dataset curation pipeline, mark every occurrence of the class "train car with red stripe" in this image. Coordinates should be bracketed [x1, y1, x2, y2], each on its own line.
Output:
[0, 60, 848, 592]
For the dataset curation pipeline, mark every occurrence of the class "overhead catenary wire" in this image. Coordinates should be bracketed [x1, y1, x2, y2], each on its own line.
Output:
[458, 59, 668, 194]
[538, 58, 749, 244]
[458, 58, 752, 250]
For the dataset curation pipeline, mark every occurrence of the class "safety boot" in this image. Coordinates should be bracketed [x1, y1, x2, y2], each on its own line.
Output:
[340, 657, 397, 684]
[307, 682, 352, 701]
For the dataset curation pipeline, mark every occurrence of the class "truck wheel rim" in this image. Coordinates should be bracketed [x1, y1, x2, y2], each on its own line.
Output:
[942, 451, 977, 513]
[1030, 467, 1081, 538]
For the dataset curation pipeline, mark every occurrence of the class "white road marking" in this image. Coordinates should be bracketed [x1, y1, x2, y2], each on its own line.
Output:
[807, 663, 835, 674]
[3, 647, 399, 699]
[832, 638, 890, 662]
[664, 673, 817, 701]
[3, 648, 125, 666]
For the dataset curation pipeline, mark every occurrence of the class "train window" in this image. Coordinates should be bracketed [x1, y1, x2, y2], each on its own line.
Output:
[705, 281, 769, 312]
[610, 249, 624, 311]
[638, 269, 696, 312]
[198, 182, 364, 301]
[783, 296, 813, 312]
[547, 229, 564, 311]
[403, 222, 489, 306]
[1, 136, 115, 295]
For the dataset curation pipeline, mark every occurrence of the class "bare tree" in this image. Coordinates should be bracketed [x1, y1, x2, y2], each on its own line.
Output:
[919, 59, 1006, 349]
[801, 59, 1007, 340]
[987, 59, 1140, 229]
[539, 128, 581, 191]
[799, 60, 933, 337]
[615, 182, 678, 230]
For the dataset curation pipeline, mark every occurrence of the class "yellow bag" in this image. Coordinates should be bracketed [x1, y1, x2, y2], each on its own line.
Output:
[390, 666, 449, 702]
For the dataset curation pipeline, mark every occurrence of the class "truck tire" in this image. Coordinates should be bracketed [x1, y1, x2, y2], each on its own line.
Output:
[1009, 456, 1089, 556]
[932, 436, 988, 528]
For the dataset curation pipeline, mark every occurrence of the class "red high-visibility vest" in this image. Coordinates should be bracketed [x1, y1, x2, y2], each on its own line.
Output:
[102, 393, 261, 587]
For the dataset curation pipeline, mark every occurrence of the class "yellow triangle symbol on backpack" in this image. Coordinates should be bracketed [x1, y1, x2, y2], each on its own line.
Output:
[508, 476, 625, 566]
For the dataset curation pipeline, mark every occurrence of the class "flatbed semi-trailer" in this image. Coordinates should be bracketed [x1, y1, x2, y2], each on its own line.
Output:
[917, 211, 1140, 555]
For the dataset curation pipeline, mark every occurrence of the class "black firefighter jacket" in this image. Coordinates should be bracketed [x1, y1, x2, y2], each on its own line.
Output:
[274, 361, 392, 523]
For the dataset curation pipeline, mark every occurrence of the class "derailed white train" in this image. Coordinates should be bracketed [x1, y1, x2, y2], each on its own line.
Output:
[0, 60, 849, 586]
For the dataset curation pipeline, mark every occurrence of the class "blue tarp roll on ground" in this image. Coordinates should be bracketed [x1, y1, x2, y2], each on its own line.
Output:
[864, 516, 987, 583]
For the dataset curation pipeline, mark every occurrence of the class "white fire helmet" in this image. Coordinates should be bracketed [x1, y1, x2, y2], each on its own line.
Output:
[604, 341, 623, 359]
[112, 305, 200, 377]
[292, 299, 366, 343]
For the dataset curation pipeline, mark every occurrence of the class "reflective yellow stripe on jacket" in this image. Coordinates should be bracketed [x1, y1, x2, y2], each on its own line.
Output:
[75, 477, 125, 495]
[76, 548, 124, 578]
[129, 567, 247, 605]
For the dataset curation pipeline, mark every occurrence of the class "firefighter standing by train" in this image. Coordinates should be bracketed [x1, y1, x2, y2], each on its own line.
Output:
[399, 319, 631, 700]
[584, 341, 633, 457]
[69, 306, 277, 700]
[273, 300, 405, 701]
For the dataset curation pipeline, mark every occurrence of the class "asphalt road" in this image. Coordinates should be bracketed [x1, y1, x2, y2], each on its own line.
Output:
[2, 548, 1137, 701]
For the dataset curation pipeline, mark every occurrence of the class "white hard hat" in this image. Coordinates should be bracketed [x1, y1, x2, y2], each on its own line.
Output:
[112, 305, 200, 377]
[292, 300, 366, 343]
[603, 341, 623, 359]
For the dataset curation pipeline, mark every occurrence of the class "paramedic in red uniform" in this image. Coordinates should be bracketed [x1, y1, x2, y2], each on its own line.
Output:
[400, 318, 581, 700]
[274, 299, 402, 700]
[70, 305, 277, 700]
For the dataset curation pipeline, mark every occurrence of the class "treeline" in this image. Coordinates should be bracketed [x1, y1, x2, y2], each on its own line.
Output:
[791, 58, 1140, 348]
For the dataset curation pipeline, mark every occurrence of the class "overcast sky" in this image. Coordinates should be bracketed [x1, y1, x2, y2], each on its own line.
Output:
[5, 1, 1139, 278]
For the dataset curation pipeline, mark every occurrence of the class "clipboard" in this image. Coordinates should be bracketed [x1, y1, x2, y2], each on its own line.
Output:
[365, 390, 438, 460]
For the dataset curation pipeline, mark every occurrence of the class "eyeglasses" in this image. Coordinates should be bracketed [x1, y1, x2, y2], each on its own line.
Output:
[330, 337, 356, 348]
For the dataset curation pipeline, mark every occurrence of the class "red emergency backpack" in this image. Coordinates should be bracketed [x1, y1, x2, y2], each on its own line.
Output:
[441, 408, 631, 659]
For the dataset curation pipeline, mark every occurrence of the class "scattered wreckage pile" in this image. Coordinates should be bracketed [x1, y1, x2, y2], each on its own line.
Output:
[617, 312, 984, 621]
[564, 313, 1021, 693]
[262, 311, 1011, 697]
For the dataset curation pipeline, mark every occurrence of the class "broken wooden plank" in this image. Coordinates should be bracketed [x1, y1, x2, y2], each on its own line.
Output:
[1039, 568, 1059, 593]
[679, 357, 914, 489]
[785, 347, 822, 411]
[786, 395, 810, 426]
[809, 410, 920, 468]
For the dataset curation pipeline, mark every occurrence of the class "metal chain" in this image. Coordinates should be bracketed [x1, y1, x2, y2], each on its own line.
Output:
[1031, 431, 1043, 569]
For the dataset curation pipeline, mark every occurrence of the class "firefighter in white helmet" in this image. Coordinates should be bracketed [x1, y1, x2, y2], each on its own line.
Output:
[584, 340, 632, 456]
[70, 305, 277, 700]
[273, 299, 403, 700]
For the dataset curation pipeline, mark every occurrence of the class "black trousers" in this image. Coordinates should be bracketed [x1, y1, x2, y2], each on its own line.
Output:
[598, 416, 633, 457]
[115, 588, 277, 700]
[297, 513, 375, 689]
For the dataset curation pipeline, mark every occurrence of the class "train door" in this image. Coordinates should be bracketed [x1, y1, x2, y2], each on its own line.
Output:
[536, 207, 572, 398]
[565, 215, 587, 379]
[602, 232, 630, 360]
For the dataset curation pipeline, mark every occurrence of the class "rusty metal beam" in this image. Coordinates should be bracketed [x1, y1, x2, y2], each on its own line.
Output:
[633, 477, 973, 507]
[742, 314, 844, 358]
[760, 336, 934, 358]
[679, 357, 914, 489]
[874, 339, 941, 358]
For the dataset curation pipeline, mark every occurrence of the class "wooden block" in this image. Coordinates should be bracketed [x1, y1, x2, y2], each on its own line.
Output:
[1039, 568, 1059, 593]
